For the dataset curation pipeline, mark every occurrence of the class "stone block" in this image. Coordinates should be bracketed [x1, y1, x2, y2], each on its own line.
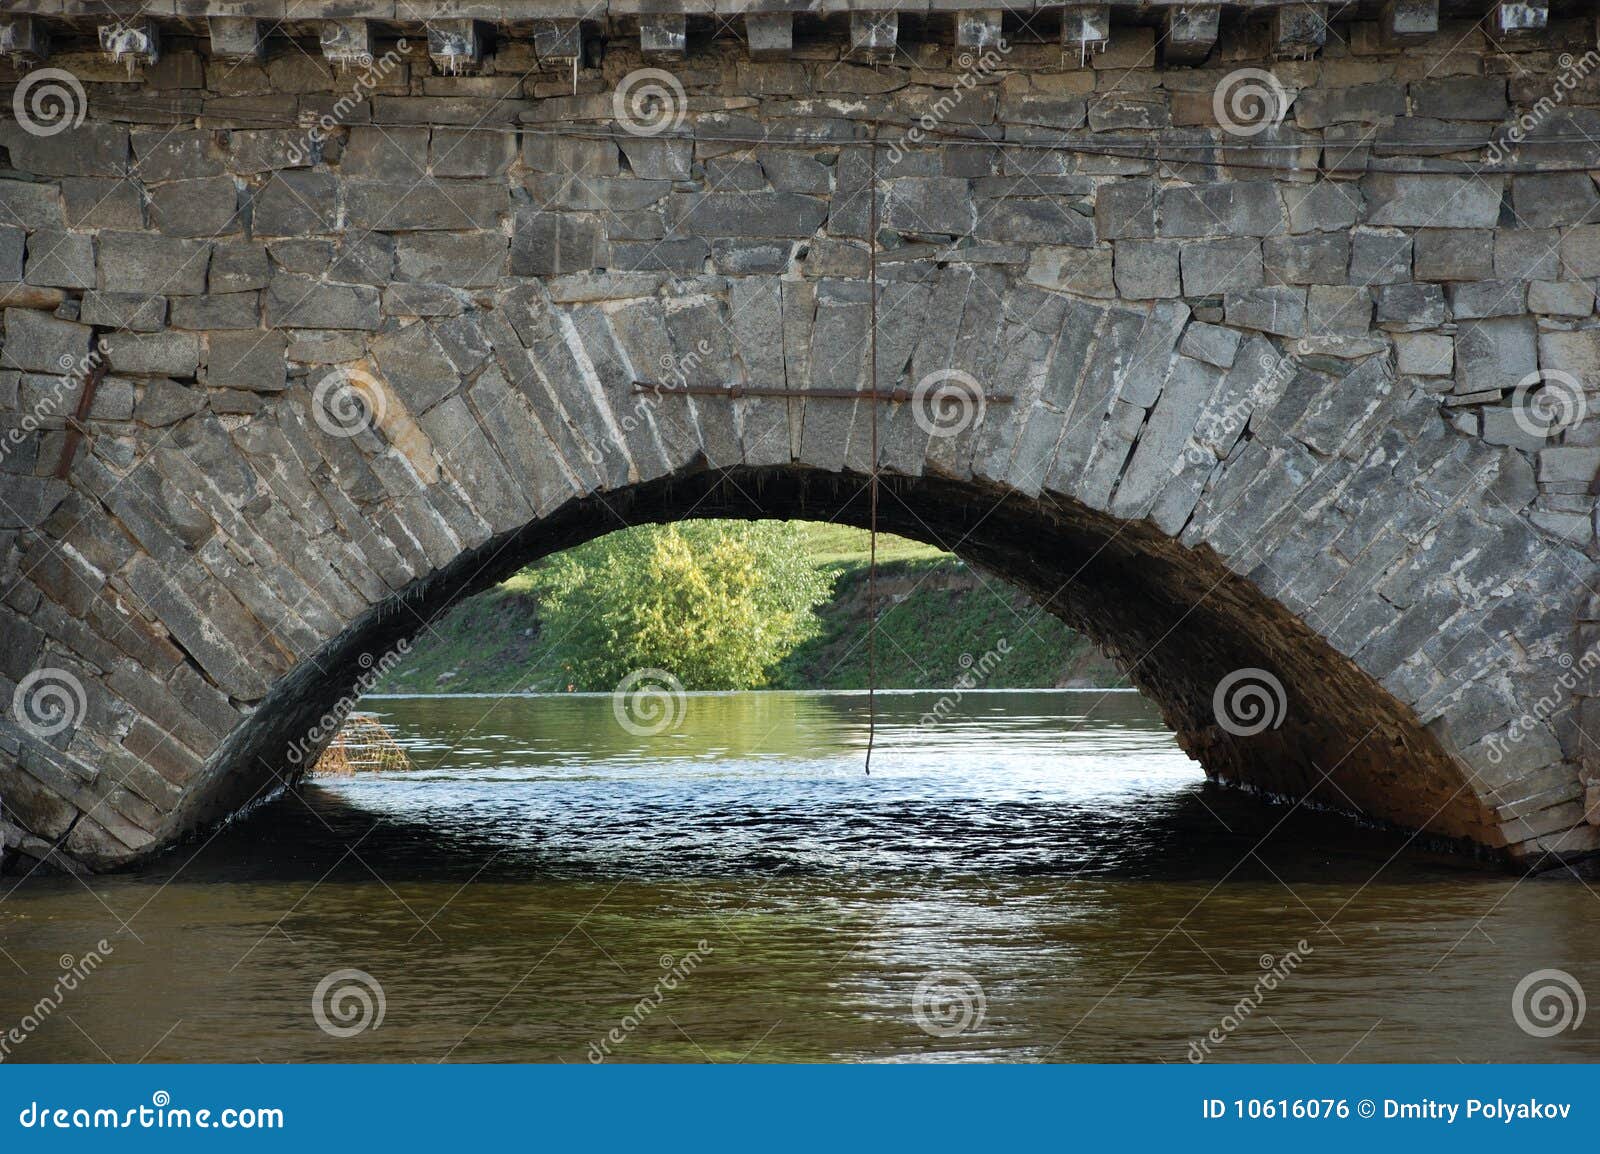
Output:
[1348, 229, 1410, 285]
[1496, 230, 1561, 281]
[168, 293, 259, 331]
[101, 331, 201, 378]
[206, 330, 286, 391]
[1409, 77, 1507, 120]
[1512, 173, 1600, 229]
[149, 178, 242, 238]
[1362, 174, 1503, 228]
[672, 192, 826, 239]
[1294, 83, 1406, 129]
[60, 179, 143, 231]
[1181, 238, 1263, 295]
[1395, 332, 1452, 376]
[1375, 282, 1446, 327]
[1113, 239, 1180, 299]
[1263, 233, 1348, 285]
[1454, 316, 1536, 395]
[1412, 230, 1494, 282]
[24, 230, 95, 290]
[1528, 281, 1595, 317]
[0, 226, 22, 283]
[1449, 280, 1525, 319]
[1179, 322, 1241, 368]
[1, 309, 90, 374]
[263, 274, 381, 330]
[1538, 330, 1600, 382]
[1306, 285, 1372, 335]
[1094, 180, 1155, 241]
[98, 233, 210, 296]
[344, 181, 506, 231]
[1023, 246, 1114, 298]
[210, 244, 272, 293]
[1224, 285, 1306, 337]
[394, 233, 508, 287]
[1285, 182, 1362, 233]
[79, 292, 166, 332]
[251, 171, 337, 236]
[1157, 182, 1285, 238]
[510, 210, 603, 277]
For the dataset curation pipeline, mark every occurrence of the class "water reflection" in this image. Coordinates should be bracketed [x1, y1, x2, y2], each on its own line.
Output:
[1, 691, 1596, 1064]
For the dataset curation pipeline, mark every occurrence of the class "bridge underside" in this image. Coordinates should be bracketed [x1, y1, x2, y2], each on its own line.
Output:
[3, 3, 1600, 874]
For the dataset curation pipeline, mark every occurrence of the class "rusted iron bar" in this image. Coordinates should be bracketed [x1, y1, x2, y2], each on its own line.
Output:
[54, 343, 107, 481]
[631, 382, 1015, 403]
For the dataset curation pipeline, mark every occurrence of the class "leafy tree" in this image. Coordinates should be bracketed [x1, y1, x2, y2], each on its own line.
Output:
[526, 521, 832, 690]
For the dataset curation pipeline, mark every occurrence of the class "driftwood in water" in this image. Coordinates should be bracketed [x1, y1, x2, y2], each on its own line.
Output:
[311, 714, 412, 777]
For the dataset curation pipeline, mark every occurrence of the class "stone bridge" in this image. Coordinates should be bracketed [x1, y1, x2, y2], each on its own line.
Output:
[2, 1, 1600, 875]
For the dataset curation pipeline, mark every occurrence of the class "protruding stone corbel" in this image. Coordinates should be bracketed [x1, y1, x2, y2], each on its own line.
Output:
[1165, 6, 1219, 65]
[208, 16, 264, 62]
[533, 19, 583, 64]
[640, 13, 687, 59]
[956, 10, 1004, 52]
[0, 16, 47, 63]
[99, 20, 159, 68]
[1381, 0, 1438, 44]
[1495, 1, 1549, 35]
[746, 12, 793, 60]
[850, 11, 898, 62]
[320, 20, 373, 67]
[1272, 3, 1328, 59]
[1062, 5, 1111, 59]
[427, 19, 481, 75]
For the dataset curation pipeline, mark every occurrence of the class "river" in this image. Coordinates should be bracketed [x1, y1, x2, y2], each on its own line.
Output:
[2, 690, 1596, 1063]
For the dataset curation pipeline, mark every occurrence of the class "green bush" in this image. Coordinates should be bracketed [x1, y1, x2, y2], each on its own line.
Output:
[527, 521, 832, 691]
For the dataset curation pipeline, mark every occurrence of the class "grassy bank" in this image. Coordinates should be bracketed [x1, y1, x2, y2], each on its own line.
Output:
[374, 524, 1124, 694]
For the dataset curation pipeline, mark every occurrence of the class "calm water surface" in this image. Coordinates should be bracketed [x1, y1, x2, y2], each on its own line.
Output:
[2, 690, 1597, 1063]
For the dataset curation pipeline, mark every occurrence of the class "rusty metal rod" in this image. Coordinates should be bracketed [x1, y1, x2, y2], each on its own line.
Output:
[54, 341, 107, 481]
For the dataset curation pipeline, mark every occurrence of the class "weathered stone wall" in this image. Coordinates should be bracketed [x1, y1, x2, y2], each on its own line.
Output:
[3, 9, 1600, 873]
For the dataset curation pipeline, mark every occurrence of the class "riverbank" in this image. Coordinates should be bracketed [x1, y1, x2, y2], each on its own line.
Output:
[374, 526, 1124, 694]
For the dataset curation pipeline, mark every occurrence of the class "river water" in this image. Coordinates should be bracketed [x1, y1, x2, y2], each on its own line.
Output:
[2, 690, 1597, 1063]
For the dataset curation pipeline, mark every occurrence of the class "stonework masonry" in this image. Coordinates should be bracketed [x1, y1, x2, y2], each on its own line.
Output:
[3, 3, 1600, 873]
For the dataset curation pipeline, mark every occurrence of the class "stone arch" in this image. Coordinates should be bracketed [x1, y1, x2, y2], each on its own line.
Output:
[2, 20, 1598, 873]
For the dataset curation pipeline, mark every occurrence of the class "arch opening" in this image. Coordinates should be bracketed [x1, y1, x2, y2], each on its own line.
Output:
[182, 464, 1498, 859]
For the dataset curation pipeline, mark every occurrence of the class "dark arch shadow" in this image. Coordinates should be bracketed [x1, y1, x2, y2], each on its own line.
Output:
[176, 465, 1499, 860]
